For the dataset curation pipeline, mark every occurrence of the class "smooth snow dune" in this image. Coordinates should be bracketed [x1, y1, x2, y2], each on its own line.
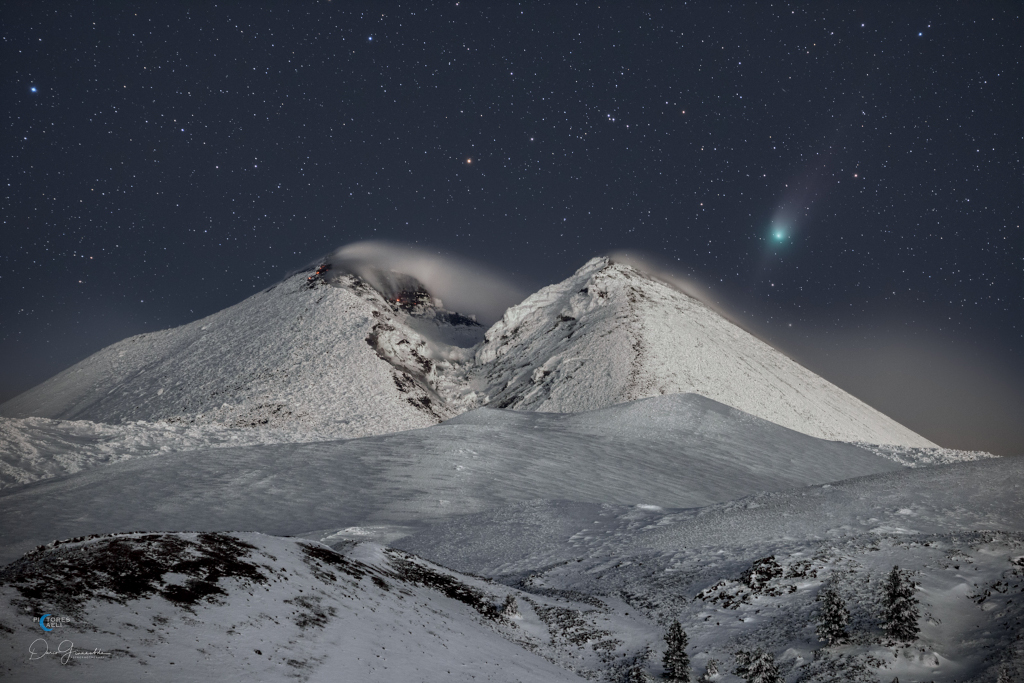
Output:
[0, 273, 459, 438]
[0, 394, 903, 565]
[473, 257, 935, 447]
[398, 455, 1024, 577]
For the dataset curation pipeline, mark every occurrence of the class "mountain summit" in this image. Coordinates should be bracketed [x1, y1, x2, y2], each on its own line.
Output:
[1, 256, 933, 447]
[0, 268, 482, 439]
[467, 257, 933, 446]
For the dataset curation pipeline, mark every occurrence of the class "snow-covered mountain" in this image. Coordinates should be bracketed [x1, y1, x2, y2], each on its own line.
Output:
[0, 269, 483, 440]
[0, 242, 1016, 682]
[0, 256, 933, 447]
[468, 257, 933, 446]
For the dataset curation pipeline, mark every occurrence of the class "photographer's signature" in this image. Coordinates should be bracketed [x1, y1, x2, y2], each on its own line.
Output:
[29, 639, 111, 665]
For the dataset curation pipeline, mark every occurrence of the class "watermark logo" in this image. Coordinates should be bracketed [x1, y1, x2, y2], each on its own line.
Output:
[38, 614, 71, 631]
[29, 639, 111, 665]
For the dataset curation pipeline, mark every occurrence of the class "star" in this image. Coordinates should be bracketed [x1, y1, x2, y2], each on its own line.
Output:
[30, 86, 37, 93]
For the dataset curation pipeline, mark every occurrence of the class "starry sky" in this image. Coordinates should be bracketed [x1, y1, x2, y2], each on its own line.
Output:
[3, 2, 1021, 454]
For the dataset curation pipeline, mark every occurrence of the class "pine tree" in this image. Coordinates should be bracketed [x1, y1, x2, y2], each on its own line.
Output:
[734, 648, 783, 683]
[627, 647, 654, 683]
[697, 658, 720, 682]
[662, 620, 690, 682]
[815, 580, 850, 645]
[627, 662, 653, 683]
[881, 565, 920, 643]
[500, 594, 520, 619]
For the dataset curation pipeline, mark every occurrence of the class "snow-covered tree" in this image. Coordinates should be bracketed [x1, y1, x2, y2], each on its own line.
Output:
[627, 662, 653, 683]
[626, 648, 654, 683]
[500, 594, 519, 619]
[881, 565, 920, 643]
[697, 658, 720, 682]
[734, 648, 783, 683]
[662, 620, 690, 682]
[815, 580, 850, 645]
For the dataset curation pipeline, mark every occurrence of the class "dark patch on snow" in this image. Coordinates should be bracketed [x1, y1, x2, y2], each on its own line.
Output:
[286, 594, 336, 630]
[529, 599, 618, 651]
[697, 555, 796, 609]
[299, 542, 369, 584]
[435, 310, 482, 327]
[741, 556, 784, 591]
[387, 552, 502, 621]
[0, 532, 269, 614]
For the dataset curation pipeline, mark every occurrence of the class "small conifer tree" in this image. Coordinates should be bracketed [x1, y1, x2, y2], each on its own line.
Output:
[698, 658, 720, 682]
[734, 648, 783, 683]
[815, 580, 850, 645]
[627, 662, 653, 683]
[627, 647, 653, 683]
[662, 620, 690, 682]
[881, 565, 920, 643]
[500, 594, 519, 619]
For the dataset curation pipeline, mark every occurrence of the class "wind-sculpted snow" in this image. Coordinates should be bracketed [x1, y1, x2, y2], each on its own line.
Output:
[0, 415, 341, 489]
[0, 394, 903, 565]
[471, 257, 934, 446]
[397, 456, 1024, 577]
[2, 459, 1019, 681]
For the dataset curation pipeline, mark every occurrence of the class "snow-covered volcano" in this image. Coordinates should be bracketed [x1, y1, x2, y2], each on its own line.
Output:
[469, 257, 933, 446]
[0, 256, 933, 447]
[0, 254, 1017, 682]
[0, 268, 484, 439]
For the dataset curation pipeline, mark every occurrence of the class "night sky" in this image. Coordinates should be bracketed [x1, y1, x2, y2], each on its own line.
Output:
[3, 2, 1021, 454]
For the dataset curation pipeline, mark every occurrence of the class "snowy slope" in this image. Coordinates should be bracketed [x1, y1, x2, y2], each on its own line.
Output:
[0, 533, 584, 682]
[0, 394, 910, 565]
[1, 459, 1020, 682]
[470, 257, 934, 447]
[0, 415, 352, 490]
[396, 456, 1024, 682]
[0, 271, 482, 439]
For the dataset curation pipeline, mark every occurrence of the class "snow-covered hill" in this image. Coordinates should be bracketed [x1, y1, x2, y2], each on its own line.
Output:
[1, 457, 1020, 682]
[469, 257, 933, 446]
[394, 455, 1024, 682]
[0, 270, 483, 439]
[0, 393, 913, 565]
[1, 256, 934, 448]
[0, 532, 585, 682]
